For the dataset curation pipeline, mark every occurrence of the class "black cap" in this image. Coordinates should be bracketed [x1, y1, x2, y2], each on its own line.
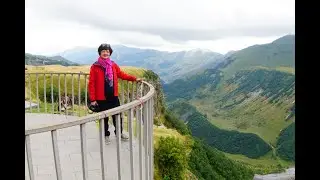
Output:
[98, 43, 113, 55]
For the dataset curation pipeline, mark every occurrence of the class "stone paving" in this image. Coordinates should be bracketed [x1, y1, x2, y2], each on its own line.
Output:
[25, 113, 147, 180]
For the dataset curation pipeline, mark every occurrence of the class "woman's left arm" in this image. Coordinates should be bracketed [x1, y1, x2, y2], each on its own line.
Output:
[115, 63, 137, 81]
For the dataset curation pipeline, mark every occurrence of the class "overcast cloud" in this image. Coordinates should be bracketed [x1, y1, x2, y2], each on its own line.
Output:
[25, 0, 295, 55]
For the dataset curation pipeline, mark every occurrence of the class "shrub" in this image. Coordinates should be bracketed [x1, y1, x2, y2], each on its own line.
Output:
[155, 136, 188, 180]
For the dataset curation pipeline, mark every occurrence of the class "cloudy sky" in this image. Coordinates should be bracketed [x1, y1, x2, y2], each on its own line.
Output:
[25, 0, 295, 55]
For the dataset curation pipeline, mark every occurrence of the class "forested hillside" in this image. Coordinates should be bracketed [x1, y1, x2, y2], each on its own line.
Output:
[163, 35, 295, 171]
[25, 53, 79, 66]
[168, 100, 271, 158]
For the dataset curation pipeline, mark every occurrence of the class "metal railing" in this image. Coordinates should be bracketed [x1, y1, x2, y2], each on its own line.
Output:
[25, 72, 155, 180]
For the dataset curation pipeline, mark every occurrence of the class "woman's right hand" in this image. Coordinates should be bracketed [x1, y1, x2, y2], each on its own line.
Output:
[91, 101, 98, 106]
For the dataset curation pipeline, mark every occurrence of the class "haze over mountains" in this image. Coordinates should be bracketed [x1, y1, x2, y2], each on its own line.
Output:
[26, 34, 294, 85]
[56, 45, 224, 83]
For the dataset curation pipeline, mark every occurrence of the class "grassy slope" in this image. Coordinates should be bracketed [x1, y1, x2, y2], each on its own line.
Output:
[25, 65, 146, 75]
[167, 68, 295, 145]
[190, 90, 294, 145]
[224, 151, 294, 174]
[222, 35, 295, 78]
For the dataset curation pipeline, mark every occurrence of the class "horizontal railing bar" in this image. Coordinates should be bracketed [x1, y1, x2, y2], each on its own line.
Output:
[25, 81, 155, 135]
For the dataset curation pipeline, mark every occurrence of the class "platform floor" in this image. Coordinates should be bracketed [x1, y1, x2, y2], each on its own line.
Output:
[25, 113, 147, 180]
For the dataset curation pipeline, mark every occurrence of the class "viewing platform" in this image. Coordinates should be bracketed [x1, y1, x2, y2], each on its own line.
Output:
[25, 72, 155, 180]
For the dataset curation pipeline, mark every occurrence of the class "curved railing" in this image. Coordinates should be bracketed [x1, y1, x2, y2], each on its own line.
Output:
[25, 72, 155, 180]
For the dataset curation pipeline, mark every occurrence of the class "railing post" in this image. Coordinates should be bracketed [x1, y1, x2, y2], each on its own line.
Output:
[121, 80, 125, 133]
[127, 81, 130, 103]
[141, 83, 144, 124]
[80, 123, 88, 180]
[25, 135, 35, 180]
[144, 100, 149, 180]
[64, 73, 67, 115]
[126, 81, 130, 131]
[36, 73, 39, 112]
[51, 73, 54, 114]
[135, 82, 139, 137]
[99, 118, 106, 180]
[131, 81, 135, 101]
[85, 75, 88, 116]
[51, 130, 62, 180]
[148, 99, 152, 180]
[137, 82, 143, 180]
[129, 108, 135, 180]
[150, 97, 154, 180]
[121, 80, 124, 105]
[44, 74, 47, 113]
[29, 74, 32, 112]
[72, 74, 75, 114]
[138, 103, 143, 180]
[58, 74, 61, 114]
[78, 74, 81, 117]
[116, 114, 122, 180]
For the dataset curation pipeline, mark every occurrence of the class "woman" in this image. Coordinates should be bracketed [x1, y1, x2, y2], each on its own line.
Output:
[88, 43, 141, 145]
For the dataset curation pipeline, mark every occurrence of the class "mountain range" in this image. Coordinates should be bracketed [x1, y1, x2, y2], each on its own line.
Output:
[25, 53, 79, 66]
[56, 45, 224, 83]
[163, 34, 295, 162]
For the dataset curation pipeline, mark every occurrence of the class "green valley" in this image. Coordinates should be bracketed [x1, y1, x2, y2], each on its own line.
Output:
[163, 35, 295, 173]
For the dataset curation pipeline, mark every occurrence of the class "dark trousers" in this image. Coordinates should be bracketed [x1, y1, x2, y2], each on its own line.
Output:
[97, 97, 123, 137]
